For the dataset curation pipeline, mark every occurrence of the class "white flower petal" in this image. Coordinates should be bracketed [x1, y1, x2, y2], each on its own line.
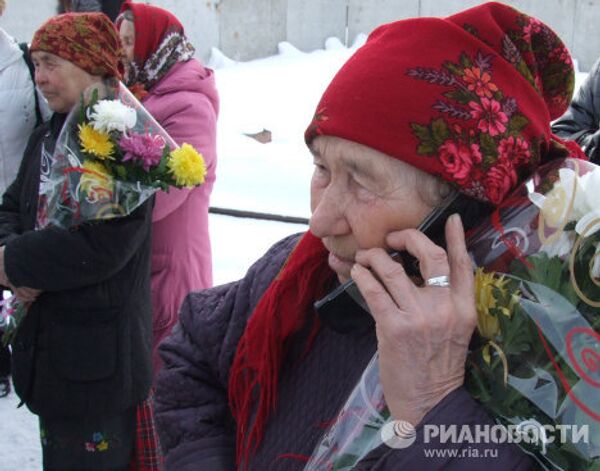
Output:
[89, 99, 137, 133]
[592, 243, 600, 279]
[540, 230, 574, 258]
[528, 191, 546, 209]
[575, 210, 600, 237]
[580, 167, 600, 215]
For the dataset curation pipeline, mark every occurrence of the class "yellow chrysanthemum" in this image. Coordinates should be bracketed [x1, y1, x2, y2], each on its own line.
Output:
[80, 160, 114, 202]
[79, 123, 114, 159]
[167, 143, 206, 188]
[474, 268, 512, 340]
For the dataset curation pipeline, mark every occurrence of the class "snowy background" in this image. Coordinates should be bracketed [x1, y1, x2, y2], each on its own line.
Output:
[0, 38, 588, 470]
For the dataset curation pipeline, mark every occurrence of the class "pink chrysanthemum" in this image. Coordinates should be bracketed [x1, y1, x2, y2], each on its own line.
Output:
[119, 133, 166, 171]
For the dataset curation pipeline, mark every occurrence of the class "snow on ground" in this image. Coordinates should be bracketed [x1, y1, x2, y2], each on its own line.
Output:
[0, 387, 42, 470]
[0, 36, 590, 469]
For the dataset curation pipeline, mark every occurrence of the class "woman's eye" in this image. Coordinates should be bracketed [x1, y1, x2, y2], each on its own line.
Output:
[313, 162, 327, 174]
[350, 175, 367, 190]
[351, 176, 377, 200]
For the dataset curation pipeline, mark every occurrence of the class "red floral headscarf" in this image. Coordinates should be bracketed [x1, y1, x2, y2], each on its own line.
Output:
[230, 2, 586, 468]
[117, 1, 194, 94]
[31, 12, 123, 79]
[305, 1, 585, 205]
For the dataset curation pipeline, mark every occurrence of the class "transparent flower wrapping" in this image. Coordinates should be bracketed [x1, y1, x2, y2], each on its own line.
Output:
[305, 158, 600, 470]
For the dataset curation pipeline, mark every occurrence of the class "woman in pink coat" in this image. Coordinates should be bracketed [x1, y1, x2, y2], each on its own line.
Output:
[117, 1, 219, 375]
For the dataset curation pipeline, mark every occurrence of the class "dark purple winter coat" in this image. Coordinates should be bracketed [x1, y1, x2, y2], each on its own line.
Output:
[155, 234, 533, 471]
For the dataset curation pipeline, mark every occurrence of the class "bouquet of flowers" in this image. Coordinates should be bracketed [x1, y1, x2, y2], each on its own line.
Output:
[37, 79, 205, 228]
[304, 157, 600, 470]
[1, 79, 206, 345]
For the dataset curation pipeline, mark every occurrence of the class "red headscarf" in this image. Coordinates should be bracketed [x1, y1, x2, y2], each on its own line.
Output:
[306, 2, 585, 205]
[117, 1, 194, 92]
[229, 2, 586, 468]
[31, 12, 123, 79]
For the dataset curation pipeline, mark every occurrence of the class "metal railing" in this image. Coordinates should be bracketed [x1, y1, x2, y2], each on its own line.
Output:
[209, 206, 309, 225]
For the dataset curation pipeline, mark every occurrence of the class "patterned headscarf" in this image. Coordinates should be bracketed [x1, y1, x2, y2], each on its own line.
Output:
[305, 1, 584, 205]
[31, 12, 122, 79]
[230, 3, 586, 469]
[117, 1, 194, 94]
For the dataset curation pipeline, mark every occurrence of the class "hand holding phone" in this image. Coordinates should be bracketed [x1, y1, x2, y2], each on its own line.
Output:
[314, 190, 466, 332]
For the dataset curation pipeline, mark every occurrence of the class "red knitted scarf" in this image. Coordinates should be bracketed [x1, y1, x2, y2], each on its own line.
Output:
[228, 232, 332, 468]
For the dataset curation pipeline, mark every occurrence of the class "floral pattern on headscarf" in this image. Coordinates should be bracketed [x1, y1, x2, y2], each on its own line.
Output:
[126, 30, 194, 93]
[31, 12, 123, 79]
[407, 51, 539, 204]
[119, 2, 195, 97]
[462, 13, 574, 120]
[406, 11, 575, 205]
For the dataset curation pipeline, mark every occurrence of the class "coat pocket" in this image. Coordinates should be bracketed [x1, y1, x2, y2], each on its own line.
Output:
[49, 309, 119, 382]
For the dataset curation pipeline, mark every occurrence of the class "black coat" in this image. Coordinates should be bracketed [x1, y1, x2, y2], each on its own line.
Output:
[552, 59, 600, 163]
[0, 113, 153, 419]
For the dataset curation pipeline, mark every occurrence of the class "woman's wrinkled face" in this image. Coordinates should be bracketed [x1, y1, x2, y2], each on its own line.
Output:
[309, 136, 439, 283]
[31, 51, 102, 113]
[119, 19, 135, 79]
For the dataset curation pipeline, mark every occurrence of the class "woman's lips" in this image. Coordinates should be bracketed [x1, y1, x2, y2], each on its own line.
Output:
[328, 252, 354, 273]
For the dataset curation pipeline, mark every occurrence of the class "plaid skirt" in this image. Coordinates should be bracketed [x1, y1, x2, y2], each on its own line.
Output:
[130, 394, 163, 471]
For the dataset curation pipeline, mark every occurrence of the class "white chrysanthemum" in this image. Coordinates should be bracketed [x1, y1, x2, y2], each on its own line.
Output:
[88, 99, 137, 133]
[529, 166, 600, 242]
[528, 168, 586, 229]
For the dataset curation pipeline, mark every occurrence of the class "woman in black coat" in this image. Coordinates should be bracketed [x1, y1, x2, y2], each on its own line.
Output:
[0, 13, 153, 470]
[552, 58, 600, 163]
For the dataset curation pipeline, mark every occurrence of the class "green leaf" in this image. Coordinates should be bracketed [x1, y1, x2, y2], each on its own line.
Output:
[115, 165, 127, 180]
[460, 53, 473, 69]
[90, 87, 99, 106]
[480, 133, 497, 158]
[157, 153, 169, 175]
[444, 61, 463, 77]
[445, 89, 475, 105]
[411, 123, 431, 142]
[78, 93, 86, 123]
[497, 308, 531, 356]
[507, 115, 529, 134]
[417, 143, 436, 155]
[412, 122, 438, 156]
[431, 118, 450, 145]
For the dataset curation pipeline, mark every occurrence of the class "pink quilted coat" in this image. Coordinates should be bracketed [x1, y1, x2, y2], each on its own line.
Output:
[142, 59, 219, 375]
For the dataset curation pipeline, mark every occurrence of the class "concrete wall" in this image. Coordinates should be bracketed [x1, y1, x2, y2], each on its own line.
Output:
[149, 0, 219, 65]
[287, 0, 347, 50]
[219, 0, 287, 60]
[2, 0, 599, 70]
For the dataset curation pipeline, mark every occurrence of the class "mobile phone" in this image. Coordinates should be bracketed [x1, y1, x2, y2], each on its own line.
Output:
[314, 190, 465, 333]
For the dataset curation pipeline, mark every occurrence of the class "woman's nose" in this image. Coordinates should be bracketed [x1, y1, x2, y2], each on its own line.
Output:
[34, 68, 46, 86]
[309, 186, 349, 238]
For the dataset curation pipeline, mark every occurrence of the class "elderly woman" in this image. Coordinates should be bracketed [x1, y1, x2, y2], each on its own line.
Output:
[155, 2, 579, 470]
[0, 13, 154, 470]
[116, 1, 219, 375]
